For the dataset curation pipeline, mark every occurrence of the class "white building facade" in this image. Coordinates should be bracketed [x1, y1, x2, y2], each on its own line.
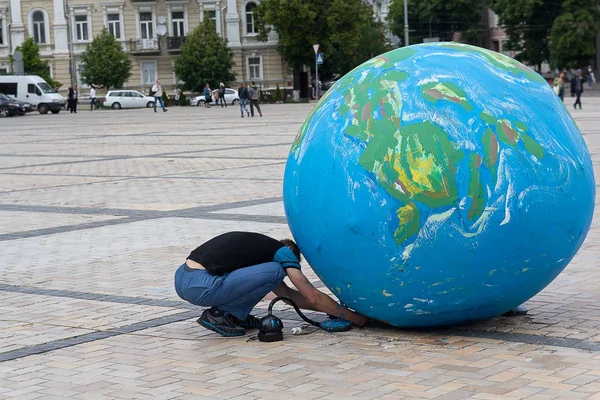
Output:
[0, 0, 292, 93]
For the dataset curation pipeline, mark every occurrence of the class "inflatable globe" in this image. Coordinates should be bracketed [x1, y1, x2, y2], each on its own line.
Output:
[283, 43, 595, 327]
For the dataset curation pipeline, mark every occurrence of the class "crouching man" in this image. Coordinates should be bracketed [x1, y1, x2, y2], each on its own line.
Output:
[174, 231, 368, 336]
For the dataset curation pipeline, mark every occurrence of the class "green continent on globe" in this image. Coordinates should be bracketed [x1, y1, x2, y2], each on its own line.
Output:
[420, 82, 473, 111]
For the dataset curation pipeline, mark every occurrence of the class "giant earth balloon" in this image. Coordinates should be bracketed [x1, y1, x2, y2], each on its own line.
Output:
[283, 43, 596, 327]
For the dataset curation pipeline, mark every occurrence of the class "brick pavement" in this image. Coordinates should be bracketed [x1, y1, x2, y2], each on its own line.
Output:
[0, 100, 599, 399]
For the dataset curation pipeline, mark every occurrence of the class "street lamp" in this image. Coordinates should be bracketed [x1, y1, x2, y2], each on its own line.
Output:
[404, 0, 409, 47]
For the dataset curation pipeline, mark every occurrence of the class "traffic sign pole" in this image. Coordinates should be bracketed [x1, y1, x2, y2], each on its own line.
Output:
[313, 44, 320, 100]
[315, 56, 319, 100]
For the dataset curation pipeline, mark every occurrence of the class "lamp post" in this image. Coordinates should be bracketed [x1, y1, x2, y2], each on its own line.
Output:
[403, 0, 409, 47]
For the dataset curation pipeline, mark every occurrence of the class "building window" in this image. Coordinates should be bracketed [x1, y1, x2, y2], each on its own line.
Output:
[107, 13, 121, 39]
[245, 2, 257, 34]
[142, 61, 156, 85]
[140, 12, 153, 39]
[248, 56, 262, 80]
[208, 10, 217, 29]
[0, 18, 4, 45]
[75, 14, 89, 41]
[76, 63, 89, 88]
[172, 11, 185, 37]
[32, 11, 46, 44]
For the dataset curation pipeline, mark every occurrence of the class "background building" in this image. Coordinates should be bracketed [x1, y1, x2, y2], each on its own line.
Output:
[0, 0, 293, 94]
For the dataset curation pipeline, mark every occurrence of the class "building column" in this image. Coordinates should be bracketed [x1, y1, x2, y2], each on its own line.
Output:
[9, 0, 25, 51]
[53, 0, 69, 54]
[225, 0, 240, 47]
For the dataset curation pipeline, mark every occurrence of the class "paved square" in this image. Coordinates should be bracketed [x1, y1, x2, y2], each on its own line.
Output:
[1, 100, 600, 399]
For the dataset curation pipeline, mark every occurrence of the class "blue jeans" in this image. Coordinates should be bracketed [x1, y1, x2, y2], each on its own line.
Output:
[174, 262, 285, 319]
[239, 99, 249, 116]
[154, 96, 166, 112]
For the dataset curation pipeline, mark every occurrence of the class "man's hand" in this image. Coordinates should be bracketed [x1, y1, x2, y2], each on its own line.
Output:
[351, 312, 368, 328]
[283, 268, 368, 328]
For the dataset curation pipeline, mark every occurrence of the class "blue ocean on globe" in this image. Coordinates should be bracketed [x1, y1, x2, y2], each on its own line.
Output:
[283, 43, 596, 327]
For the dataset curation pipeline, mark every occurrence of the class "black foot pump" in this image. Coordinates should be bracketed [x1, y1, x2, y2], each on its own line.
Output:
[258, 296, 353, 342]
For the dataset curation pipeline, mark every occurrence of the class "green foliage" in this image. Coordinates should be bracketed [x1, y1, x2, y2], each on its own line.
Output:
[12, 37, 61, 87]
[549, 0, 600, 68]
[80, 28, 132, 89]
[491, 0, 600, 69]
[179, 92, 189, 106]
[162, 89, 169, 105]
[254, 0, 388, 77]
[275, 83, 282, 102]
[174, 19, 236, 92]
[388, 0, 488, 45]
[490, 0, 561, 67]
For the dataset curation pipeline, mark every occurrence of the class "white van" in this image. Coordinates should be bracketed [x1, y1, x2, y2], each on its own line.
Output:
[0, 75, 66, 114]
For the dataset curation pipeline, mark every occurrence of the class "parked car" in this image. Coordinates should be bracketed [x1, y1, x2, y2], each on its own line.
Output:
[103, 90, 156, 109]
[191, 88, 239, 106]
[0, 75, 65, 114]
[0, 93, 33, 117]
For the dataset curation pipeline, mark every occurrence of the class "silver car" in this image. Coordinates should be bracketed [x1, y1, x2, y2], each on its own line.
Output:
[104, 90, 157, 109]
[191, 88, 240, 106]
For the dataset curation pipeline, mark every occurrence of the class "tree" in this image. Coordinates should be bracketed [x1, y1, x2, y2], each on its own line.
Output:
[490, 0, 562, 69]
[174, 18, 236, 92]
[388, 0, 488, 45]
[326, 1, 390, 75]
[549, 0, 600, 68]
[491, 0, 600, 70]
[12, 37, 61, 87]
[80, 28, 131, 89]
[254, 0, 388, 79]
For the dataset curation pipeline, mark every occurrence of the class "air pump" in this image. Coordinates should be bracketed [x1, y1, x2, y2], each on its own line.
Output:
[257, 296, 353, 342]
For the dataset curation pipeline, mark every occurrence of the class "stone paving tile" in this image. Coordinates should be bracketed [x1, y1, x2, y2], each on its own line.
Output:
[211, 202, 286, 217]
[0, 178, 283, 210]
[0, 291, 182, 352]
[0, 156, 272, 179]
[1, 325, 600, 398]
[0, 174, 110, 192]
[0, 156, 92, 169]
[0, 211, 124, 234]
[186, 162, 286, 181]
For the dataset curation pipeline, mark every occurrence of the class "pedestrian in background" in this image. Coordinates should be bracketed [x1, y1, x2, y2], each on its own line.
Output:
[66, 87, 72, 112]
[572, 70, 584, 110]
[90, 86, 98, 111]
[553, 72, 565, 102]
[238, 82, 250, 118]
[588, 66, 596, 88]
[174, 89, 181, 106]
[248, 81, 262, 117]
[152, 80, 167, 113]
[68, 86, 78, 113]
[218, 83, 227, 108]
[204, 83, 211, 108]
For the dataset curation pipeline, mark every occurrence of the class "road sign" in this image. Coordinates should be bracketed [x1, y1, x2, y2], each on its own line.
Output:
[13, 51, 23, 61]
[316, 53, 323, 65]
[313, 44, 319, 55]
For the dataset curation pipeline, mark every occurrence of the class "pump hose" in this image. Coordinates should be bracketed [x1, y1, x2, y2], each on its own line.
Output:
[266, 296, 354, 333]
[267, 296, 321, 327]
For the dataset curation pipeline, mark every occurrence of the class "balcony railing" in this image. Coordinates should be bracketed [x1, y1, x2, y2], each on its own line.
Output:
[129, 38, 160, 54]
[167, 36, 186, 52]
